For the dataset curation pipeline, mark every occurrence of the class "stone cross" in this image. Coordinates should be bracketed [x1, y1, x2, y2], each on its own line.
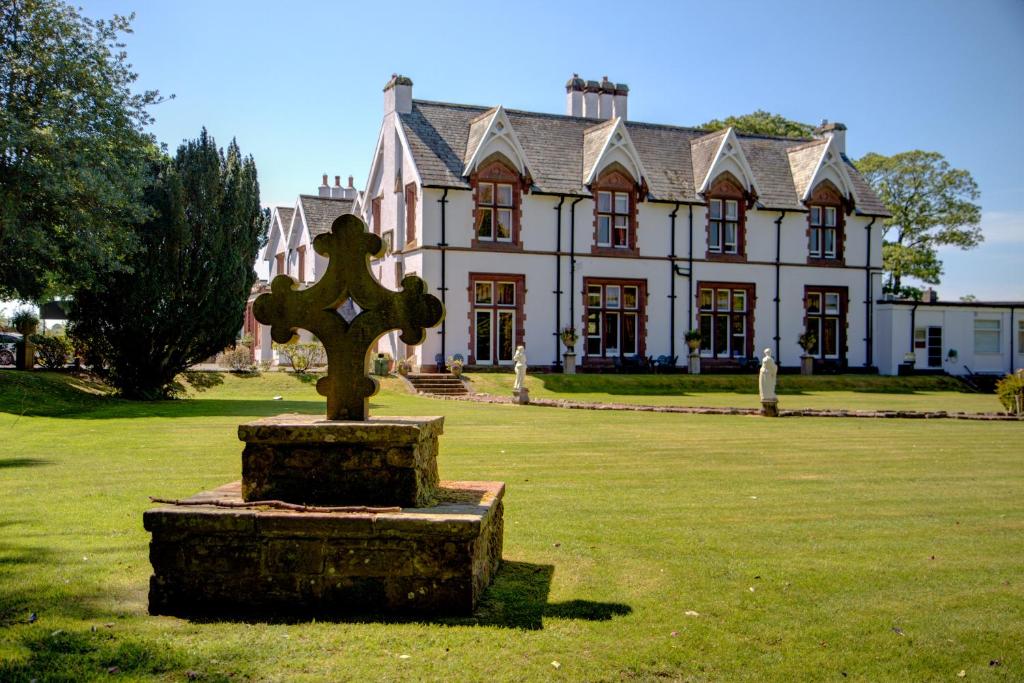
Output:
[253, 215, 444, 421]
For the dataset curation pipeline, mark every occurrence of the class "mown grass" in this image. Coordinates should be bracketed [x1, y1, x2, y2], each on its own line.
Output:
[0, 371, 1021, 681]
[463, 372, 1005, 413]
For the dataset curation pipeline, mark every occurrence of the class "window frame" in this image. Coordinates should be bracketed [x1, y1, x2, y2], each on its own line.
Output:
[471, 158, 523, 251]
[468, 273, 526, 366]
[583, 278, 646, 360]
[705, 175, 747, 262]
[806, 182, 846, 265]
[404, 182, 418, 248]
[804, 285, 848, 361]
[590, 168, 639, 257]
[696, 282, 755, 360]
[973, 318, 1001, 354]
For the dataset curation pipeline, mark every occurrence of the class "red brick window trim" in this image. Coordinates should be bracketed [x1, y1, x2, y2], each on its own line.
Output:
[371, 196, 382, 237]
[806, 181, 846, 266]
[467, 273, 526, 365]
[803, 285, 849, 361]
[697, 281, 756, 359]
[590, 168, 639, 257]
[296, 245, 306, 283]
[471, 158, 523, 252]
[582, 278, 647, 359]
[404, 183, 418, 249]
[705, 175, 747, 262]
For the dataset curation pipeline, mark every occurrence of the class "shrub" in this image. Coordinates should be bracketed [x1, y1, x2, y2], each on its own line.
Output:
[798, 332, 817, 354]
[30, 334, 73, 369]
[218, 344, 255, 373]
[995, 370, 1024, 415]
[273, 341, 325, 374]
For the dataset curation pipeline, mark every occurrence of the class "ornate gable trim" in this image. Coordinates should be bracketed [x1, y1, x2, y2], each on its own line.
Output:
[697, 128, 760, 201]
[463, 106, 532, 180]
[583, 118, 648, 190]
[801, 136, 856, 211]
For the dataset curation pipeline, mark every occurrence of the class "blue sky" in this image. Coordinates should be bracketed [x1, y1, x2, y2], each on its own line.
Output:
[77, 0, 1024, 301]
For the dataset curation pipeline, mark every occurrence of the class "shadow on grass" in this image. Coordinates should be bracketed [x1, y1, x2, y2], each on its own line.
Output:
[0, 458, 54, 469]
[182, 561, 630, 631]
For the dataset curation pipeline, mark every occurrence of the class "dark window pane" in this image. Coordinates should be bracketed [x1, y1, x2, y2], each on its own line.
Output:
[476, 312, 491, 362]
[479, 183, 494, 205]
[823, 318, 838, 356]
[498, 311, 514, 361]
[699, 314, 712, 351]
[604, 312, 619, 353]
[475, 282, 492, 304]
[622, 313, 637, 355]
[477, 208, 493, 238]
[700, 289, 713, 311]
[714, 315, 728, 356]
[496, 282, 515, 305]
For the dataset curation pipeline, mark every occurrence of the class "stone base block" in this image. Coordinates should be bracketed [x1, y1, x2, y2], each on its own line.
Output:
[145, 480, 504, 618]
[761, 399, 779, 417]
[239, 415, 443, 507]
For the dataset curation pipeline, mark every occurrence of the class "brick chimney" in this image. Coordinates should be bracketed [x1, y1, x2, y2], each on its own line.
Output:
[565, 74, 584, 117]
[814, 119, 847, 155]
[383, 73, 413, 115]
[318, 173, 330, 198]
[348, 175, 354, 189]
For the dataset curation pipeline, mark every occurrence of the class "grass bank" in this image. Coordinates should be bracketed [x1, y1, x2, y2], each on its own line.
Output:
[1, 371, 1021, 680]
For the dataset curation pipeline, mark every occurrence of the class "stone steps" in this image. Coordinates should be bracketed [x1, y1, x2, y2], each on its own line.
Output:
[407, 373, 468, 396]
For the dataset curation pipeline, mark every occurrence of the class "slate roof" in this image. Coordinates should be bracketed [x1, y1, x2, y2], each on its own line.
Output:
[275, 206, 295, 238]
[297, 195, 354, 238]
[400, 100, 889, 216]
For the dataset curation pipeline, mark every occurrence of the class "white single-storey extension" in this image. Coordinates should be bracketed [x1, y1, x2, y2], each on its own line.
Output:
[875, 298, 1023, 376]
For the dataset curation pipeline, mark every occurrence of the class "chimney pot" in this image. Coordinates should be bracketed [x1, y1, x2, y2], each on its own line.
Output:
[334, 175, 341, 187]
[321, 174, 328, 186]
[348, 175, 354, 188]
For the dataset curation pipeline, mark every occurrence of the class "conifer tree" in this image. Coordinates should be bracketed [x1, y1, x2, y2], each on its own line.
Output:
[69, 130, 266, 399]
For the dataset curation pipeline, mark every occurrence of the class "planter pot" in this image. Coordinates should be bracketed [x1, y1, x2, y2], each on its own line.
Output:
[686, 341, 701, 353]
[563, 352, 577, 375]
[801, 355, 814, 375]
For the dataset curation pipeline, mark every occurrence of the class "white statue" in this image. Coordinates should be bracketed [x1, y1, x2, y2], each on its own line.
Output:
[513, 345, 527, 393]
[759, 348, 777, 401]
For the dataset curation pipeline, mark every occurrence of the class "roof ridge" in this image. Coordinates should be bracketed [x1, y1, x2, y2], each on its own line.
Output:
[298, 194, 354, 202]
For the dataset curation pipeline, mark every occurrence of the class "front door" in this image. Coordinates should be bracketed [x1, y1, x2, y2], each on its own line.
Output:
[927, 326, 943, 368]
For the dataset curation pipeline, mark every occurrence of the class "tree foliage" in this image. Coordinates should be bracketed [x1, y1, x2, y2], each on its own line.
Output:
[700, 110, 814, 138]
[0, 0, 166, 300]
[69, 130, 264, 399]
[855, 151, 982, 295]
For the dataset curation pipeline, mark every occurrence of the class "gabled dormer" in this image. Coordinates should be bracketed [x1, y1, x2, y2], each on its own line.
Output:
[694, 127, 760, 203]
[463, 106, 532, 182]
[793, 134, 857, 211]
[583, 117, 648, 191]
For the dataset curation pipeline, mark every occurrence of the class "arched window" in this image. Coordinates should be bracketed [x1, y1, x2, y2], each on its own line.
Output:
[705, 174, 747, 262]
[471, 157, 523, 251]
[806, 181, 846, 265]
[591, 166, 639, 256]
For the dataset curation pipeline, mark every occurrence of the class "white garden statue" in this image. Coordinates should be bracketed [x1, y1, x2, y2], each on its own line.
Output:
[759, 348, 778, 401]
[513, 345, 527, 393]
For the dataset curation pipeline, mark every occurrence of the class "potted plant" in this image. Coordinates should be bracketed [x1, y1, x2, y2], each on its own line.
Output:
[797, 332, 817, 375]
[446, 355, 464, 378]
[684, 329, 702, 354]
[397, 357, 414, 376]
[559, 325, 578, 352]
[12, 309, 39, 336]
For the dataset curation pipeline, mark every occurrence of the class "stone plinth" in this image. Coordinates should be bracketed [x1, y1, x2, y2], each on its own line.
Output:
[239, 415, 442, 508]
[761, 399, 779, 417]
[145, 480, 504, 618]
[563, 352, 576, 374]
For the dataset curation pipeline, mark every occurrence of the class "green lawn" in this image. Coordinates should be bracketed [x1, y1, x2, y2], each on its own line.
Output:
[464, 372, 1007, 413]
[1, 371, 1021, 681]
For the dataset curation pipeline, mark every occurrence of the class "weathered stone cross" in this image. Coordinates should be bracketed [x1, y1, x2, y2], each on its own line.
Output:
[253, 215, 444, 421]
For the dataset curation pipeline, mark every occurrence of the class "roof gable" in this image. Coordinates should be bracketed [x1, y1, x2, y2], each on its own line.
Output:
[263, 206, 294, 261]
[291, 195, 353, 247]
[462, 106, 532, 177]
[583, 117, 648, 187]
[696, 128, 760, 198]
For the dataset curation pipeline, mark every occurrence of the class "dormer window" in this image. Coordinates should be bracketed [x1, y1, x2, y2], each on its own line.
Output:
[597, 191, 630, 248]
[708, 199, 739, 254]
[590, 167, 638, 256]
[809, 206, 837, 259]
[806, 181, 845, 265]
[476, 181, 514, 242]
[705, 174, 746, 262]
[471, 157, 523, 251]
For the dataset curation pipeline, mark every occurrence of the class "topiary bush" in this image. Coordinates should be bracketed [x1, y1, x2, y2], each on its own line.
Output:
[995, 370, 1024, 415]
[273, 341, 325, 374]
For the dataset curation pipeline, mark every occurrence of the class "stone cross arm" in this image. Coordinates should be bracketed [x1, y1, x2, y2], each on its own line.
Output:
[253, 215, 444, 420]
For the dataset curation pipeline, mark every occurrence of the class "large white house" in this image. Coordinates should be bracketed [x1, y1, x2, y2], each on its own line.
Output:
[341, 74, 891, 372]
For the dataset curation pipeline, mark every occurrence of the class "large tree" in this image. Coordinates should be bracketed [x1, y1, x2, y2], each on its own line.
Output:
[69, 130, 264, 399]
[700, 110, 814, 138]
[0, 0, 165, 300]
[855, 151, 982, 295]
